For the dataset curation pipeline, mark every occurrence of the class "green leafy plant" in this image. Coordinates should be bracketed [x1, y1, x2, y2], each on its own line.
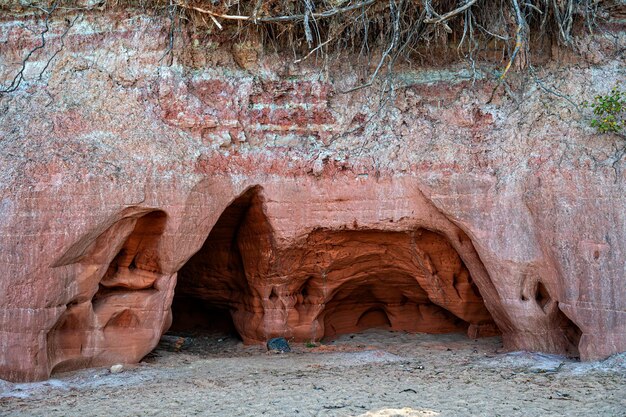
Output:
[582, 83, 626, 134]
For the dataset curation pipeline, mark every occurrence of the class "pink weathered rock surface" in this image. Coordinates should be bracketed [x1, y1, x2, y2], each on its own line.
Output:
[0, 11, 624, 382]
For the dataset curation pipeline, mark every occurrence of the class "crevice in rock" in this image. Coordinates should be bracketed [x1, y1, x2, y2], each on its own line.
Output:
[300, 277, 313, 299]
[269, 287, 279, 302]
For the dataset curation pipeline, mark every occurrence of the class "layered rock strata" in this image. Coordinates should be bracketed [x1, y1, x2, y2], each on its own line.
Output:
[0, 10, 624, 382]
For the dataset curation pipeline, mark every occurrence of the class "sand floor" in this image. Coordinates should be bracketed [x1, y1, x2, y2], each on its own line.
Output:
[1, 330, 625, 417]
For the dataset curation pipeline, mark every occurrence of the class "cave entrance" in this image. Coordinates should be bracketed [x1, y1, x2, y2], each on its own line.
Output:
[169, 186, 266, 341]
[308, 229, 500, 341]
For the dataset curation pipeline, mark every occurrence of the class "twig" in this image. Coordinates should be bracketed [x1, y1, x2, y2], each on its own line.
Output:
[476, 22, 509, 41]
[523, 2, 543, 14]
[424, 0, 478, 24]
[552, 0, 573, 44]
[294, 37, 334, 63]
[528, 64, 581, 112]
[251, 0, 264, 23]
[209, 14, 223, 30]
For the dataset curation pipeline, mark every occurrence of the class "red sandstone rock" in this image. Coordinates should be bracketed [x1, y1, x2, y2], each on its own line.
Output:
[0, 11, 624, 382]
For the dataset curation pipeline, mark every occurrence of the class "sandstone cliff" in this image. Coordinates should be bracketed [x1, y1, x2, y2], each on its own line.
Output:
[0, 5, 624, 382]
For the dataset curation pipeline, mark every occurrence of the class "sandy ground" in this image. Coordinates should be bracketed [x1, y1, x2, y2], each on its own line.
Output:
[1, 330, 625, 417]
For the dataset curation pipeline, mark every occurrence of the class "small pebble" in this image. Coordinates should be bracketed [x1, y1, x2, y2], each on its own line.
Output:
[110, 364, 124, 374]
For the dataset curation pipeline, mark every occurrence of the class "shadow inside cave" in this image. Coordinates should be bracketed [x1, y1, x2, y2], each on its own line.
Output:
[168, 186, 269, 343]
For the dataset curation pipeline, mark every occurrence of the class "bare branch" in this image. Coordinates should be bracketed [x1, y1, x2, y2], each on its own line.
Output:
[528, 64, 581, 112]
[251, 0, 264, 23]
[160, 0, 179, 64]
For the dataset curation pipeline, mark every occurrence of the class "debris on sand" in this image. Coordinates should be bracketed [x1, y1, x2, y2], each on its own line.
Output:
[266, 337, 291, 353]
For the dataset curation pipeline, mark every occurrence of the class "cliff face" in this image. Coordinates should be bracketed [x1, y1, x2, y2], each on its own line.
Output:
[0, 10, 624, 382]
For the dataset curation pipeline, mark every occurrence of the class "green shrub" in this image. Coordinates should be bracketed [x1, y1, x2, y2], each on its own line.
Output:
[582, 83, 626, 134]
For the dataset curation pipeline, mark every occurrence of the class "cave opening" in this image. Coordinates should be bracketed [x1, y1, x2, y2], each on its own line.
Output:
[169, 186, 266, 341]
[306, 229, 500, 342]
[168, 189, 500, 347]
